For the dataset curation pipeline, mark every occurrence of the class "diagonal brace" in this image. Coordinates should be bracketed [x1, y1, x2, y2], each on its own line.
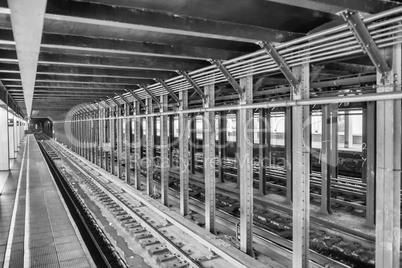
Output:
[258, 41, 300, 89]
[96, 101, 107, 110]
[156, 79, 181, 105]
[100, 99, 111, 109]
[108, 96, 123, 110]
[115, 93, 134, 110]
[339, 10, 390, 75]
[141, 84, 160, 107]
[178, 70, 207, 100]
[126, 89, 146, 107]
[210, 59, 244, 96]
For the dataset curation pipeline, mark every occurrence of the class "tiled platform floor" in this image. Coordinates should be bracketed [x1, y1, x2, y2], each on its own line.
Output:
[0, 135, 94, 268]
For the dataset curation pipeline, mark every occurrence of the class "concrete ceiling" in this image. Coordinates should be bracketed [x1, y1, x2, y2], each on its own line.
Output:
[0, 0, 400, 119]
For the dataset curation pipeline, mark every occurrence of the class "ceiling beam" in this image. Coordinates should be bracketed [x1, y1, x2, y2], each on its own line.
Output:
[0, 50, 207, 71]
[7, 0, 47, 118]
[41, 32, 245, 61]
[45, 0, 303, 43]
[4, 81, 148, 88]
[2, 78, 151, 86]
[8, 88, 125, 94]
[0, 28, 245, 60]
[0, 63, 177, 79]
[262, 0, 401, 14]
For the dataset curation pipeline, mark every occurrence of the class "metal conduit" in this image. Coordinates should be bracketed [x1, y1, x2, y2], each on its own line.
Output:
[74, 6, 402, 114]
[68, 90, 401, 122]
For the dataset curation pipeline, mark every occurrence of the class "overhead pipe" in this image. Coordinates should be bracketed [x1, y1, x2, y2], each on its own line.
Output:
[67, 91, 402, 123]
[92, 7, 402, 110]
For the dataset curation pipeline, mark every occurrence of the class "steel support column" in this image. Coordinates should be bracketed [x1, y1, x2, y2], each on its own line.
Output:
[344, 111, 353, 148]
[110, 107, 116, 174]
[204, 83, 216, 233]
[320, 104, 332, 214]
[238, 75, 254, 256]
[330, 104, 338, 180]
[146, 98, 155, 196]
[94, 110, 99, 164]
[285, 107, 292, 203]
[125, 103, 131, 184]
[160, 95, 169, 206]
[363, 102, 376, 227]
[292, 63, 310, 268]
[179, 89, 190, 216]
[375, 45, 401, 268]
[117, 106, 123, 179]
[236, 111, 240, 189]
[79, 113, 84, 157]
[100, 108, 105, 169]
[218, 111, 227, 183]
[190, 114, 196, 174]
[169, 114, 175, 168]
[133, 101, 142, 190]
[259, 108, 270, 195]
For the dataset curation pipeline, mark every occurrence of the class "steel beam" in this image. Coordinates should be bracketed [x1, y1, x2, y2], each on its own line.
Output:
[109, 96, 123, 110]
[160, 94, 169, 206]
[204, 83, 216, 234]
[236, 110, 241, 189]
[116, 93, 134, 110]
[178, 71, 207, 101]
[156, 79, 180, 105]
[258, 108, 270, 195]
[110, 106, 116, 175]
[375, 45, 401, 268]
[210, 59, 244, 96]
[238, 75, 254, 256]
[330, 104, 338, 181]
[99, 105, 104, 168]
[127, 89, 146, 107]
[179, 89, 190, 216]
[218, 111, 227, 183]
[117, 105, 123, 179]
[45, 1, 302, 43]
[285, 107, 292, 203]
[124, 103, 131, 184]
[133, 101, 142, 190]
[291, 63, 310, 268]
[169, 114, 175, 168]
[340, 10, 390, 75]
[363, 101, 376, 227]
[190, 114, 196, 174]
[142, 84, 160, 107]
[146, 98, 155, 196]
[320, 104, 332, 214]
[258, 42, 300, 91]
[343, 111, 353, 148]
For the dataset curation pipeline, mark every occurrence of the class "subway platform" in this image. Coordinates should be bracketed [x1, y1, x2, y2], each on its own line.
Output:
[0, 135, 95, 268]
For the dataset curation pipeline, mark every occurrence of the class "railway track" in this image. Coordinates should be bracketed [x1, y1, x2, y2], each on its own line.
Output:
[36, 134, 265, 268]
[36, 137, 127, 268]
[38, 133, 402, 267]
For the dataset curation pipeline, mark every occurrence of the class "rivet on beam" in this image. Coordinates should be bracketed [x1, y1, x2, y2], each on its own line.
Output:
[338, 10, 390, 76]
[126, 89, 146, 108]
[140, 84, 160, 107]
[258, 41, 300, 93]
[209, 59, 244, 96]
[155, 78, 180, 105]
[177, 70, 207, 101]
